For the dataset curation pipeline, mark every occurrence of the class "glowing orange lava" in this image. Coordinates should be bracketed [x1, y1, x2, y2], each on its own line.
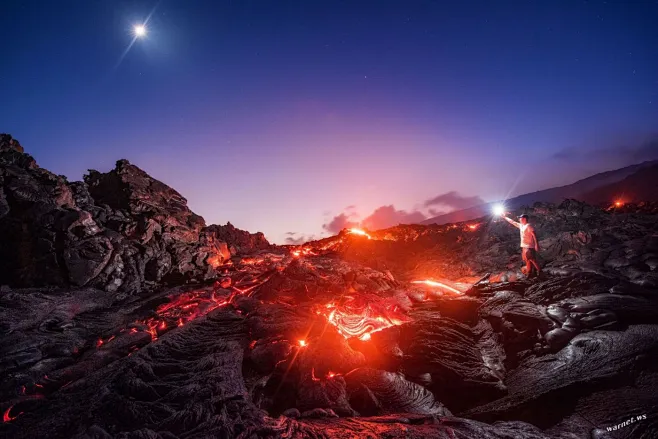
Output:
[467, 223, 480, 231]
[292, 247, 317, 257]
[93, 287, 242, 351]
[321, 297, 405, 340]
[206, 255, 223, 268]
[348, 228, 372, 239]
[412, 280, 463, 295]
[3, 405, 22, 423]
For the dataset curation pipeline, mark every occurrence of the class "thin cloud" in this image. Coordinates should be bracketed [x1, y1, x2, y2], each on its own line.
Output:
[424, 191, 484, 210]
[553, 136, 658, 165]
[284, 232, 317, 245]
[361, 205, 426, 230]
[322, 213, 358, 234]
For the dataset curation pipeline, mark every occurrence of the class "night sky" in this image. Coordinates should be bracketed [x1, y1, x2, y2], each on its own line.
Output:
[2, 1, 657, 243]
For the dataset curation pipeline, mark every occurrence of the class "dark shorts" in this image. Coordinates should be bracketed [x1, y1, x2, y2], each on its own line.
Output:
[522, 247, 537, 262]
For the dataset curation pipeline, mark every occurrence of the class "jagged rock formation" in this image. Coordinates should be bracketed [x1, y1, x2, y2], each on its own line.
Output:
[0, 134, 269, 295]
[1, 135, 657, 439]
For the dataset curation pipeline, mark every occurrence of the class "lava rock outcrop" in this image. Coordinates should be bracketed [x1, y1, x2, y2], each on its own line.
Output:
[0, 134, 269, 295]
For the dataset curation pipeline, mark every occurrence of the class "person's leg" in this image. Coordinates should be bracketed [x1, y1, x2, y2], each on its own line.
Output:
[524, 249, 540, 277]
[530, 252, 541, 276]
[522, 249, 533, 277]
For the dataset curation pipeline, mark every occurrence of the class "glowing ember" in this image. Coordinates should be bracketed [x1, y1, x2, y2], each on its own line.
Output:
[3, 405, 22, 423]
[467, 223, 480, 231]
[412, 280, 463, 295]
[615, 201, 623, 207]
[206, 255, 223, 268]
[298, 339, 307, 347]
[327, 371, 337, 379]
[348, 228, 372, 239]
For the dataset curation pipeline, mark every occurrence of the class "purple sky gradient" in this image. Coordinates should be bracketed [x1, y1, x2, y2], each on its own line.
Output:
[2, 1, 657, 243]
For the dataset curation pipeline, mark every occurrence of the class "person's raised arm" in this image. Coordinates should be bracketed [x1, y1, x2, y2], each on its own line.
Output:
[503, 216, 520, 229]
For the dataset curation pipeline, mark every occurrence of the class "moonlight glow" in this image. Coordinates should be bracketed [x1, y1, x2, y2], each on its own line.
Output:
[134, 25, 146, 37]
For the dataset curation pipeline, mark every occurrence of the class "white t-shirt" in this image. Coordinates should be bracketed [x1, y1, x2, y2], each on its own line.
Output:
[519, 223, 537, 248]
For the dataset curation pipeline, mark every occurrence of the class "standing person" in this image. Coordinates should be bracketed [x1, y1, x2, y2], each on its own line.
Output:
[503, 214, 541, 277]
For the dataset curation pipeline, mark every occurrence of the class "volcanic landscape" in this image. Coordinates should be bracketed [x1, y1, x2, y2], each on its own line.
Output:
[1, 133, 657, 439]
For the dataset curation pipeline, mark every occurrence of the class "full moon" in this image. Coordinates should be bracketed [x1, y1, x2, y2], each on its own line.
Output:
[134, 24, 146, 37]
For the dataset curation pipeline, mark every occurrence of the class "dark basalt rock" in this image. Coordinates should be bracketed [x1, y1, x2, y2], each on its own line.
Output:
[345, 367, 452, 416]
[0, 135, 270, 295]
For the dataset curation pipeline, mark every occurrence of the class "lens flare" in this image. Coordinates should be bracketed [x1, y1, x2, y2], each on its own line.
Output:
[493, 204, 505, 216]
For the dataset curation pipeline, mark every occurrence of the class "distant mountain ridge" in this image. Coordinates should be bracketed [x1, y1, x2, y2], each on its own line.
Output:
[422, 160, 658, 225]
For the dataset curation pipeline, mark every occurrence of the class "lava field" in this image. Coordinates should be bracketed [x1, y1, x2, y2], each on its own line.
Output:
[1, 134, 657, 439]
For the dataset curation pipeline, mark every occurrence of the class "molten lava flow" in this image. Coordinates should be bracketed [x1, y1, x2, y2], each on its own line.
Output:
[94, 286, 249, 350]
[320, 297, 405, 340]
[467, 223, 480, 231]
[412, 280, 463, 295]
[291, 247, 317, 258]
[3, 405, 22, 423]
[206, 255, 223, 268]
[348, 228, 372, 239]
